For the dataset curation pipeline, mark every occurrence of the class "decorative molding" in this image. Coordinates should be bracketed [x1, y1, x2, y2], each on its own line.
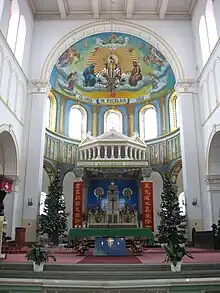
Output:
[28, 80, 49, 94]
[34, 12, 192, 21]
[77, 160, 147, 168]
[175, 79, 197, 94]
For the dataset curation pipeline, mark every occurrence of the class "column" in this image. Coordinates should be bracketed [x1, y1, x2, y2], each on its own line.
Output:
[125, 146, 128, 158]
[175, 81, 203, 236]
[104, 146, 107, 158]
[79, 150, 83, 160]
[88, 148, 91, 159]
[111, 146, 114, 158]
[118, 146, 121, 158]
[92, 107, 98, 137]
[128, 113, 134, 137]
[93, 147, 96, 159]
[58, 94, 65, 134]
[160, 96, 167, 135]
[22, 80, 49, 242]
[97, 146, 101, 159]
[134, 148, 137, 159]
[129, 147, 132, 159]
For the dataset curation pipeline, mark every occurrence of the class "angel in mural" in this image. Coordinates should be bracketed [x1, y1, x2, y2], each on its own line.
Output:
[143, 45, 164, 68]
[67, 72, 78, 91]
[57, 46, 83, 67]
[128, 61, 142, 86]
[83, 64, 96, 87]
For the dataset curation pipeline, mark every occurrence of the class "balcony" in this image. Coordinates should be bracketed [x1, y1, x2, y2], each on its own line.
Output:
[44, 128, 181, 165]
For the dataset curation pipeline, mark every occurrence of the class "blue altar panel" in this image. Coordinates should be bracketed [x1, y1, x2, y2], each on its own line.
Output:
[88, 179, 138, 211]
[94, 237, 126, 256]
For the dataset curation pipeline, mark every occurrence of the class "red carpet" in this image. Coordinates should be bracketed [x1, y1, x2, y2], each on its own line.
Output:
[78, 255, 141, 264]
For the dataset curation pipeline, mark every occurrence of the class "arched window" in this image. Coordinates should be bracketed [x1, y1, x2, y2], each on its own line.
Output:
[7, 0, 19, 52]
[139, 105, 157, 140]
[205, 0, 218, 52]
[199, 15, 210, 65]
[46, 92, 57, 131]
[178, 192, 186, 216]
[69, 106, 87, 140]
[15, 15, 26, 66]
[104, 109, 123, 133]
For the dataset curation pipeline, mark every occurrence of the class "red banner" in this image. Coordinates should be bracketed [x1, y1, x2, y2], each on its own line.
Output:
[0, 179, 12, 193]
[72, 181, 83, 227]
[141, 181, 154, 231]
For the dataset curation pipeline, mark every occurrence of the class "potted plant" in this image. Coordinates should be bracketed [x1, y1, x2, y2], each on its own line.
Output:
[164, 241, 193, 272]
[25, 245, 56, 272]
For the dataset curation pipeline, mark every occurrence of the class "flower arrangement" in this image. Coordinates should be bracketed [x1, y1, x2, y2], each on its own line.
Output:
[90, 205, 106, 223]
[75, 238, 90, 256]
[129, 237, 144, 254]
[119, 204, 135, 223]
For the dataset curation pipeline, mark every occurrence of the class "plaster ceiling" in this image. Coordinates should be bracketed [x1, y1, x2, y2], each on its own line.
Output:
[28, 0, 197, 20]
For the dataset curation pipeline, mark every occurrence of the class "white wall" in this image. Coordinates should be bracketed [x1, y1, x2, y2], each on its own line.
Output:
[63, 172, 76, 230]
[30, 19, 196, 80]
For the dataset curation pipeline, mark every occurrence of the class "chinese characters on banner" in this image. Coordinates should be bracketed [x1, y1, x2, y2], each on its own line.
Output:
[72, 181, 83, 227]
[141, 181, 154, 231]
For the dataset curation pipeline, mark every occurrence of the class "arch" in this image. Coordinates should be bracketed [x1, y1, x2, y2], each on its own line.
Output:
[46, 91, 57, 131]
[15, 15, 26, 66]
[169, 159, 182, 184]
[206, 125, 220, 174]
[40, 20, 185, 83]
[139, 104, 157, 140]
[207, 131, 220, 175]
[7, 0, 20, 53]
[104, 109, 123, 133]
[199, 15, 210, 65]
[68, 105, 87, 140]
[0, 124, 19, 175]
[169, 92, 179, 132]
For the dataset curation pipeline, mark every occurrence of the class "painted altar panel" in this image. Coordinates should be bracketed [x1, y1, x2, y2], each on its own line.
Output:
[50, 32, 176, 105]
[87, 179, 138, 211]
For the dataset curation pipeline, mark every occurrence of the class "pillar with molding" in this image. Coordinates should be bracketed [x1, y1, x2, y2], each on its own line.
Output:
[175, 80, 203, 237]
[22, 80, 49, 242]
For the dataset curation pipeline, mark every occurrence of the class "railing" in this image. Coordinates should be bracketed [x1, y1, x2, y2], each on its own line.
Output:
[44, 129, 181, 165]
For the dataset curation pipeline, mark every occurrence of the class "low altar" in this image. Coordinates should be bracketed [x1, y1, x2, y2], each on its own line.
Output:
[68, 228, 153, 245]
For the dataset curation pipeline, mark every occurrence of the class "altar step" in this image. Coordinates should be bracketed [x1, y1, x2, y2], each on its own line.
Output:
[1, 263, 220, 281]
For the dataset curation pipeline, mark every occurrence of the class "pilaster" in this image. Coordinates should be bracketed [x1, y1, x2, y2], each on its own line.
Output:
[92, 106, 99, 137]
[22, 80, 49, 242]
[175, 80, 203, 235]
[205, 175, 220, 224]
[160, 96, 167, 135]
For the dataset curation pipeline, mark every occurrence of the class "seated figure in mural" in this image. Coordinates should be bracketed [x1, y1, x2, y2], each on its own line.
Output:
[83, 64, 96, 87]
[128, 61, 142, 86]
[67, 72, 78, 91]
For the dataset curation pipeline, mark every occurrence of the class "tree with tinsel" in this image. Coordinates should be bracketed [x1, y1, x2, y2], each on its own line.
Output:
[157, 173, 187, 246]
[39, 170, 68, 245]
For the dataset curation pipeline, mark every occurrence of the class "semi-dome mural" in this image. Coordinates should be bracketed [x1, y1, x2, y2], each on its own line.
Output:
[50, 32, 176, 105]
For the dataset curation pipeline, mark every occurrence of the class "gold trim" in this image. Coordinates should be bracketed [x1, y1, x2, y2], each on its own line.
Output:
[169, 92, 178, 132]
[48, 90, 57, 132]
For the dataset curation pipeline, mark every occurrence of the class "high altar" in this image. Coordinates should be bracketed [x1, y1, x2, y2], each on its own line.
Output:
[72, 129, 153, 232]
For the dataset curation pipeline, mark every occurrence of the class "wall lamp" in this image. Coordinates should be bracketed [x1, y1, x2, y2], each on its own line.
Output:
[28, 198, 33, 206]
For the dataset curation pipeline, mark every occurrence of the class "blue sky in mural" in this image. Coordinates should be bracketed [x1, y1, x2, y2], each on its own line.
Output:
[50, 32, 176, 104]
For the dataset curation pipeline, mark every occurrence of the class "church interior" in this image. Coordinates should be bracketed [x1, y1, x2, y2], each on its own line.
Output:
[1, 0, 220, 292]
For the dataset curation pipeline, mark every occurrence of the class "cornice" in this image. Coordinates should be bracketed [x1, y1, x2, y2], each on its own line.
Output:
[34, 13, 191, 21]
[175, 79, 198, 94]
[28, 80, 49, 94]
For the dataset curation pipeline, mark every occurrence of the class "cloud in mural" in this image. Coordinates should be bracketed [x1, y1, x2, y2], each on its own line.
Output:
[50, 32, 176, 105]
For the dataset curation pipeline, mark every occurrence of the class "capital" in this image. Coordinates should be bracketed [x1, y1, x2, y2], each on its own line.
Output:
[28, 80, 50, 94]
[175, 79, 198, 94]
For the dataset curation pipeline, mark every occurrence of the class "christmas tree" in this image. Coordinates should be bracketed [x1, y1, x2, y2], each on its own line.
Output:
[157, 173, 187, 246]
[39, 170, 68, 245]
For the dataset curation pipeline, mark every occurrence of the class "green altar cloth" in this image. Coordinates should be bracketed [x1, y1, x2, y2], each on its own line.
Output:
[68, 228, 153, 245]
